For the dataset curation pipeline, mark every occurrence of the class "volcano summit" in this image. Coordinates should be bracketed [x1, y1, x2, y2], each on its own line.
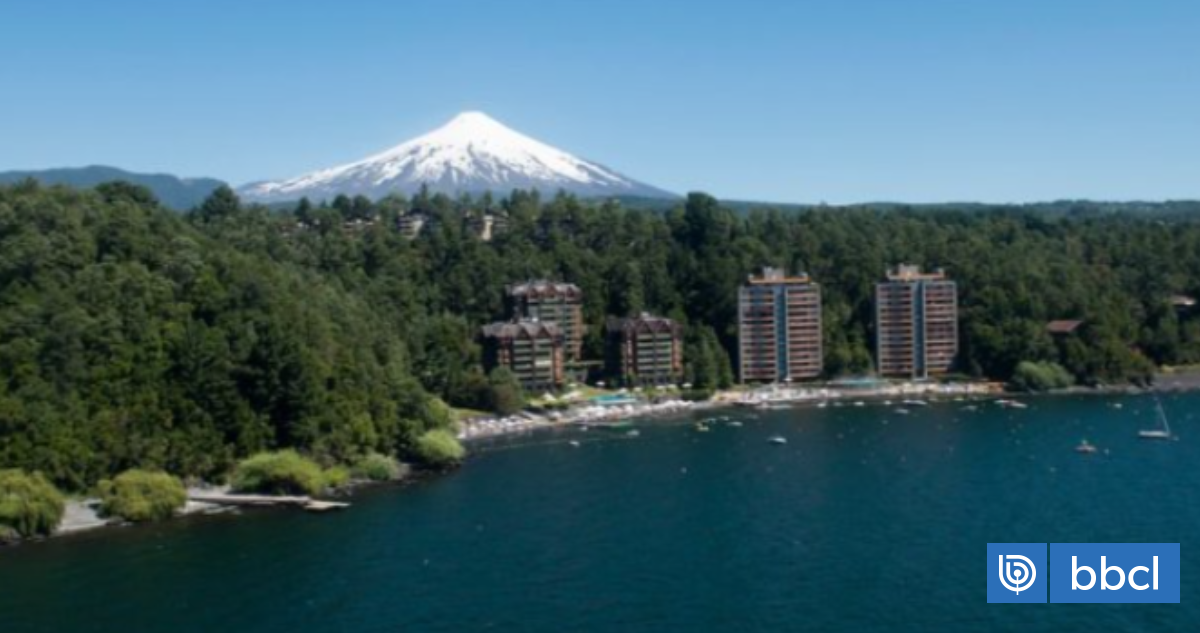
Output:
[238, 112, 673, 203]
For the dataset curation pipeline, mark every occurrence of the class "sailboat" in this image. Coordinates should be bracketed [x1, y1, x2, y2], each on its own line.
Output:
[1138, 398, 1174, 440]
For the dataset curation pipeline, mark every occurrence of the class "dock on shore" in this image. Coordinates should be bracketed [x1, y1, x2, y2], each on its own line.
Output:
[187, 492, 349, 513]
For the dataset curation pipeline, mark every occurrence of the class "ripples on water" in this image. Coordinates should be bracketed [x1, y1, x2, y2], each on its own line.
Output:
[0, 394, 1195, 632]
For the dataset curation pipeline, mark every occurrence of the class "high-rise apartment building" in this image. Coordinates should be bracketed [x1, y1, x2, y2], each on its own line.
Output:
[480, 319, 565, 391]
[605, 313, 683, 386]
[506, 281, 585, 361]
[875, 264, 958, 378]
[737, 268, 823, 383]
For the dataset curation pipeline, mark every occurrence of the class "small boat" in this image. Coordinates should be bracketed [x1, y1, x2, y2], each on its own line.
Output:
[1138, 398, 1174, 440]
[903, 399, 930, 407]
[768, 436, 788, 445]
[817, 401, 829, 409]
[1075, 439, 1098, 454]
[596, 420, 635, 431]
[568, 440, 581, 448]
[997, 399, 1028, 409]
[894, 408, 911, 415]
[853, 401, 866, 407]
[625, 430, 641, 438]
[728, 421, 744, 428]
[695, 423, 711, 433]
[961, 405, 979, 412]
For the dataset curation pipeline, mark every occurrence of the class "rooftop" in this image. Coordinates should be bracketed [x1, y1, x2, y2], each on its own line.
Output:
[885, 264, 948, 282]
[745, 267, 813, 285]
[1046, 319, 1085, 335]
[481, 319, 564, 339]
[606, 313, 683, 334]
[507, 280, 582, 297]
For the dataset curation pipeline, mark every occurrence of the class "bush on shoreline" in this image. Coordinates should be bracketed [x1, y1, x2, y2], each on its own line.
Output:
[97, 470, 187, 523]
[414, 430, 466, 468]
[231, 451, 326, 496]
[1011, 361, 1076, 392]
[351, 453, 406, 482]
[323, 466, 351, 490]
[0, 469, 65, 538]
[486, 368, 525, 416]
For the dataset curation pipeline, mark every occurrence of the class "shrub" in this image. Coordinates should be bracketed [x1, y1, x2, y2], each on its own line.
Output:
[487, 368, 525, 416]
[323, 466, 351, 490]
[0, 469, 65, 538]
[351, 453, 405, 482]
[1011, 361, 1075, 392]
[231, 451, 325, 496]
[97, 470, 187, 523]
[414, 430, 466, 467]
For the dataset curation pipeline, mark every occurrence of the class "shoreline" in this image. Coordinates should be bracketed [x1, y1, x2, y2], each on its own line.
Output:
[457, 372, 1200, 445]
[41, 479, 410, 544]
[17, 375, 1198, 546]
[456, 379, 1002, 444]
[457, 397, 710, 443]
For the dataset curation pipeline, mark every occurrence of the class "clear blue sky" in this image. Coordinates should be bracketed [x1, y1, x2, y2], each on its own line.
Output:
[2, 0, 1197, 203]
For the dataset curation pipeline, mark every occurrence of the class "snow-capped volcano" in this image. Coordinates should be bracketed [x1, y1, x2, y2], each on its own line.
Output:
[238, 112, 673, 202]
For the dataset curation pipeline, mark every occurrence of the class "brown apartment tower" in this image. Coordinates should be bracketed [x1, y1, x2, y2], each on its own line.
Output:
[605, 313, 684, 386]
[506, 281, 585, 361]
[875, 264, 959, 379]
[737, 268, 823, 383]
[480, 319, 566, 391]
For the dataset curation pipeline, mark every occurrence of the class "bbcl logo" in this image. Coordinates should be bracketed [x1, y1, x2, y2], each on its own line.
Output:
[987, 544, 1047, 603]
[1071, 555, 1158, 592]
[998, 554, 1037, 595]
[988, 543, 1180, 604]
[1050, 544, 1179, 604]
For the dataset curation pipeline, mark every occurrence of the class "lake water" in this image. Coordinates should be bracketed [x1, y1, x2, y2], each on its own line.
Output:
[1, 394, 1196, 632]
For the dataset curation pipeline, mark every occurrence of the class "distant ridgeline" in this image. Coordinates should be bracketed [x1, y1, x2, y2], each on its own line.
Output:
[2, 179, 1200, 489]
[0, 166, 225, 210]
[616, 196, 1200, 218]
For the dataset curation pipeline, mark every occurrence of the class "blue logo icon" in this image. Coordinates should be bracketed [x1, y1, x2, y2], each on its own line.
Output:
[987, 543, 1047, 603]
[1049, 543, 1180, 603]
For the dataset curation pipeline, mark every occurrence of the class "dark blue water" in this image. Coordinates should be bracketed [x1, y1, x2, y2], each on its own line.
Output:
[1, 394, 1196, 632]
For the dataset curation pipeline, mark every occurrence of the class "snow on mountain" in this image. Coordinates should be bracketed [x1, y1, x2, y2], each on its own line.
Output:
[238, 112, 674, 203]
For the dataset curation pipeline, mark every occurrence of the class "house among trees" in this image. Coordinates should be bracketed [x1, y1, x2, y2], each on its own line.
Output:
[397, 211, 432, 239]
[480, 319, 565, 392]
[466, 210, 510, 241]
[875, 264, 959, 379]
[1046, 319, 1085, 336]
[737, 267, 823, 383]
[605, 313, 684, 386]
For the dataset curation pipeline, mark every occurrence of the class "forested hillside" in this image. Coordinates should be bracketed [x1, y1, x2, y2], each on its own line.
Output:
[0, 182, 449, 489]
[258, 187, 1199, 392]
[3, 180, 1200, 488]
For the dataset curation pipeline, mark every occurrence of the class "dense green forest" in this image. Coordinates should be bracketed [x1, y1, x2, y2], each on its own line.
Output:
[3, 180, 1200, 488]
[0, 182, 450, 489]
